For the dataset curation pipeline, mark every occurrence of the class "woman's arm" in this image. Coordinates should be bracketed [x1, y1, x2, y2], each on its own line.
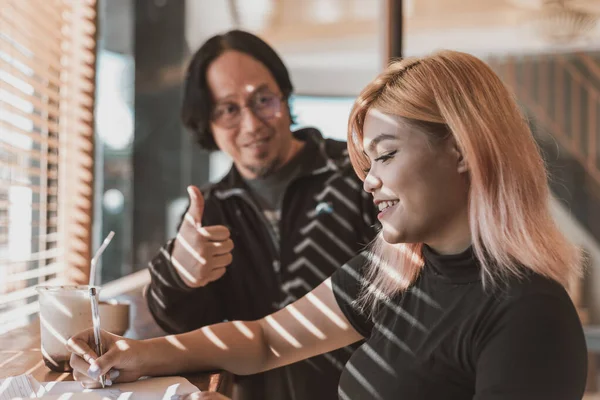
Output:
[143, 278, 361, 375]
[68, 278, 363, 385]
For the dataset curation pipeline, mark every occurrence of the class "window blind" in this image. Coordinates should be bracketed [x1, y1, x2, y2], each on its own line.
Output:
[0, 0, 97, 333]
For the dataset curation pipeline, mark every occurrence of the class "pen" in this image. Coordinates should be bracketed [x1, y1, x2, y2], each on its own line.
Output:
[89, 286, 106, 388]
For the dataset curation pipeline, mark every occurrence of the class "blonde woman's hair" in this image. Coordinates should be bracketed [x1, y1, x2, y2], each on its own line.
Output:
[347, 50, 582, 311]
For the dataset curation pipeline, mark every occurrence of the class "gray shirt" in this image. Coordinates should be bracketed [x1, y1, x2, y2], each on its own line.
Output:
[244, 143, 312, 240]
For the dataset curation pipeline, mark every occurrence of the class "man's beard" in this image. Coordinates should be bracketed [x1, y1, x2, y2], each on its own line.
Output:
[243, 157, 282, 178]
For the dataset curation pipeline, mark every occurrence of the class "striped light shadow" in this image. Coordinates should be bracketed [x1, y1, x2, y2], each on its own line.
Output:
[35, 380, 47, 398]
[25, 360, 44, 375]
[41, 347, 61, 371]
[293, 238, 340, 269]
[361, 343, 397, 377]
[374, 322, 414, 356]
[322, 352, 345, 370]
[0, 377, 13, 398]
[148, 287, 167, 309]
[184, 213, 197, 228]
[307, 286, 349, 330]
[378, 296, 428, 333]
[346, 361, 385, 400]
[233, 321, 255, 340]
[0, 351, 23, 368]
[115, 340, 131, 351]
[166, 335, 187, 351]
[329, 277, 360, 309]
[303, 357, 325, 373]
[200, 326, 229, 350]
[269, 346, 281, 358]
[366, 249, 416, 287]
[265, 316, 302, 348]
[55, 372, 70, 382]
[44, 380, 58, 392]
[40, 315, 67, 345]
[338, 388, 352, 400]
[407, 286, 441, 309]
[306, 208, 353, 232]
[163, 383, 181, 400]
[339, 258, 429, 332]
[46, 296, 73, 318]
[299, 220, 355, 257]
[286, 305, 326, 340]
[161, 248, 197, 285]
[176, 232, 206, 264]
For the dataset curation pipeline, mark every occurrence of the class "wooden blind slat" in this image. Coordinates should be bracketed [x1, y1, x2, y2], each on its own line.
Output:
[0, 287, 37, 306]
[0, 15, 62, 64]
[0, 121, 59, 149]
[3, 0, 64, 48]
[0, 302, 40, 325]
[32, 0, 65, 27]
[0, 82, 61, 119]
[10, 0, 64, 30]
[0, 100, 60, 133]
[0, 201, 58, 213]
[0, 179, 58, 195]
[0, 59, 62, 103]
[0, 218, 59, 228]
[0, 36, 62, 88]
[0, 160, 58, 179]
[0, 140, 59, 163]
[2, 255, 61, 270]
[0, 231, 60, 242]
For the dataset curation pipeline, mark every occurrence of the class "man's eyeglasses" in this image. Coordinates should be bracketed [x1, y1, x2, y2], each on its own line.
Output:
[211, 91, 284, 129]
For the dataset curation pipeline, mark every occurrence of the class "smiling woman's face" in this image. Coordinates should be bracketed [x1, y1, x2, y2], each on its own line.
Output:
[362, 108, 470, 248]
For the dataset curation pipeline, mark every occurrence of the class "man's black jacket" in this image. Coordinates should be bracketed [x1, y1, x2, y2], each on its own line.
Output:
[146, 128, 378, 400]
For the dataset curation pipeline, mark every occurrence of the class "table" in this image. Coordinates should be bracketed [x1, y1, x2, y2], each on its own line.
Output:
[0, 287, 233, 395]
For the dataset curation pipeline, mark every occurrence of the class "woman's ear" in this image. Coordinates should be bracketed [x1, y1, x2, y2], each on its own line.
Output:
[456, 150, 468, 174]
[447, 137, 468, 173]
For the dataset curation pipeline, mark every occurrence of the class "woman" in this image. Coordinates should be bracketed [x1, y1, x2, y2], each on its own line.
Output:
[68, 50, 587, 399]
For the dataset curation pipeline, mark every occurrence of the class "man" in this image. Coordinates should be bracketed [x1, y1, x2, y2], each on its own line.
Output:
[146, 30, 377, 400]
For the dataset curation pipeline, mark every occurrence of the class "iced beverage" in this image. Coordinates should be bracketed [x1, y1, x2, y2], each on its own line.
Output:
[36, 285, 95, 372]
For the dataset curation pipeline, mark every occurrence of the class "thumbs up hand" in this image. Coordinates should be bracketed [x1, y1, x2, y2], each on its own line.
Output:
[171, 186, 234, 288]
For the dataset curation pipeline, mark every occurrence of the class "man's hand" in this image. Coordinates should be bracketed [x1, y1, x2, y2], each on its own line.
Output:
[171, 185, 234, 288]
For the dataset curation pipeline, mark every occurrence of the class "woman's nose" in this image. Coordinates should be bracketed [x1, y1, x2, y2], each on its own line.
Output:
[363, 170, 381, 194]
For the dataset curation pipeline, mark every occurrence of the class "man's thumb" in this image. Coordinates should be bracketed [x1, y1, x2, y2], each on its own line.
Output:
[187, 185, 204, 225]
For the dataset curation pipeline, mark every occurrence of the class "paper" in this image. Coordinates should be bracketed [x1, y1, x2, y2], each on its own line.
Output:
[42, 376, 200, 400]
[0, 375, 36, 399]
[0, 375, 199, 400]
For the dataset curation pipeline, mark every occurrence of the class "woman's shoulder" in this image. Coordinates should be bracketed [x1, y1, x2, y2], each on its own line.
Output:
[498, 270, 573, 304]
[480, 270, 581, 328]
[472, 271, 584, 355]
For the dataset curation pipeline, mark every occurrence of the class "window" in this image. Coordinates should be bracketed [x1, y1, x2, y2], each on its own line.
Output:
[291, 95, 355, 142]
[0, 0, 98, 333]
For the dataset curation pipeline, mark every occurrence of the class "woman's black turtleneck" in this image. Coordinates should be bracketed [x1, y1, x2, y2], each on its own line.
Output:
[331, 247, 587, 400]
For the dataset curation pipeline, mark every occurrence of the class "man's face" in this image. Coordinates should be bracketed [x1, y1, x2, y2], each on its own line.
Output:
[207, 50, 294, 179]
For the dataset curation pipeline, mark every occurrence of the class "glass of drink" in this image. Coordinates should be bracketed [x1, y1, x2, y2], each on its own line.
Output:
[36, 285, 95, 372]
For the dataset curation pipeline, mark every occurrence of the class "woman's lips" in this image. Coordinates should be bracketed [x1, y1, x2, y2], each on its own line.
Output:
[377, 202, 398, 220]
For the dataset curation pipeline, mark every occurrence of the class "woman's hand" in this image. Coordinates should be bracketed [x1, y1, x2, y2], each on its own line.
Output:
[67, 328, 146, 388]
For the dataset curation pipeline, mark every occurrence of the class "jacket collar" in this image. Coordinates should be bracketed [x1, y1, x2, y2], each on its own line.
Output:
[218, 127, 347, 190]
